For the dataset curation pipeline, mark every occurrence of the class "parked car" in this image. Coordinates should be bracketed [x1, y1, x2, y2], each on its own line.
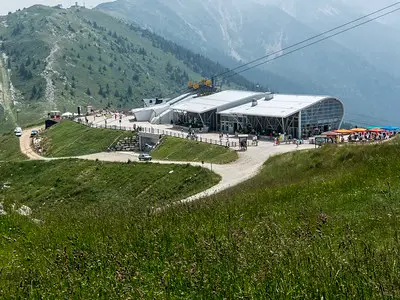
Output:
[144, 143, 154, 150]
[30, 130, 38, 137]
[14, 126, 22, 137]
[138, 153, 152, 161]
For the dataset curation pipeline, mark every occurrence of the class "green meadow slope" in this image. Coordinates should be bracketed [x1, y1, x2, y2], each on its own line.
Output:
[42, 121, 134, 157]
[0, 133, 25, 161]
[151, 136, 238, 164]
[0, 5, 255, 130]
[1, 140, 400, 297]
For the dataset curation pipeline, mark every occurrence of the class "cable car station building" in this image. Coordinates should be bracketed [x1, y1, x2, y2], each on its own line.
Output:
[170, 90, 344, 138]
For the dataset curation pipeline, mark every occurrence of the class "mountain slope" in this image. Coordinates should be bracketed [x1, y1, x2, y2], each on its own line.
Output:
[97, 0, 400, 125]
[0, 5, 255, 130]
[258, 0, 400, 79]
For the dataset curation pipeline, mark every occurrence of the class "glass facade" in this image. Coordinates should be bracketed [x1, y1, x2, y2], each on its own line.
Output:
[218, 98, 344, 138]
[300, 98, 344, 138]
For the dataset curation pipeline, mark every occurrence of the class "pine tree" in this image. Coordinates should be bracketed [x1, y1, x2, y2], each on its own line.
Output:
[99, 85, 105, 97]
[86, 88, 91, 96]
[18, 63, 26, 77]
[30, 85, 37, 99]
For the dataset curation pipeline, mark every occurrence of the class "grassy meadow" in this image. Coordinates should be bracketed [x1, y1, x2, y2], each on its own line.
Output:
[42, 121, 134, 157]
[152, 136, 238, 164]
[1, 141, 400, 297]
[0, 133, 25, 161]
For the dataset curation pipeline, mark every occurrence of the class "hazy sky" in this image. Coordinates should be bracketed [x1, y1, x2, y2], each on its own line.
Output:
[0, 0, 113, 15]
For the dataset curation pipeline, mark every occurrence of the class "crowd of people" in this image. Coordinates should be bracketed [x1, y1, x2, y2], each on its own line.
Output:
[347, 131, 395, 143]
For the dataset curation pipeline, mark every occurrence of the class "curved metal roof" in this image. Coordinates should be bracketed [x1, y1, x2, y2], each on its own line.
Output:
[218, 94, 343, 118]
[171, 90, 265, 114]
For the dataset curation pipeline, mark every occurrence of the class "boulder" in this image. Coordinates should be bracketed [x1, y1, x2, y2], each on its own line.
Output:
[0, 202, 6, 216]
[17, 205, 32, 216]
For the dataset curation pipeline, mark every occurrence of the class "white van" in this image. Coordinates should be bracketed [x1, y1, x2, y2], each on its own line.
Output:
[14, 126, 22, 137]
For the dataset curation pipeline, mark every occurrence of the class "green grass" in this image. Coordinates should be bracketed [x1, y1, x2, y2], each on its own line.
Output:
[2, 142, 400, 298]
[0, 159, 220, 213]
[0, 133, 25, 161]
[42, 121, 134, 157]
[152, 136, 238, 164]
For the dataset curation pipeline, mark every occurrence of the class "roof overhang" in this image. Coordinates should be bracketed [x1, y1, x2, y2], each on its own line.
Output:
[218, 96, 344, 119]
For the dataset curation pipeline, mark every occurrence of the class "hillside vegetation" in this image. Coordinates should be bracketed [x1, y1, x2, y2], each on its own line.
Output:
[152, 136, 238, 164]
[2, 140, 400, 297]
[0, 5, 255, 130]
[0, 133, 25, 161]
[42, 121, 133, 157]
[0, 159, 219, 213]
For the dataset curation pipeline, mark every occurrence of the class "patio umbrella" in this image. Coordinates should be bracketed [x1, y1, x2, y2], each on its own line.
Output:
[366, 126, 381, 130]
[368, 128, 385, 133]
[322, 131, 339, 136]
[350, 128, 367, 132]
[334, 129, 353, 134]
[382, 126, 398, 131]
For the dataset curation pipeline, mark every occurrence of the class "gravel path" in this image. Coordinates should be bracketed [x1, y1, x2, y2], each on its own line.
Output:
[0, 54, 16, 125]
[20, 126, 49, 160]
[20, 126, 315, 204]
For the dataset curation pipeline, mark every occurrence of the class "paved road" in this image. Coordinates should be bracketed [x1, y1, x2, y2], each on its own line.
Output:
[20, 126, 315, 204]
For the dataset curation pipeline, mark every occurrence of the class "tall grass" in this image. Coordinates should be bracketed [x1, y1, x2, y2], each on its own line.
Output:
[42, 121, 134, 157]
[0, 133, 25, 161]
[1, 142, 400, 298]
[152, 136, 238, 164]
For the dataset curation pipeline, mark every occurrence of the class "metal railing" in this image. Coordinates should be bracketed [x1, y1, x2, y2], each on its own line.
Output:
[75, 120, 245, 148]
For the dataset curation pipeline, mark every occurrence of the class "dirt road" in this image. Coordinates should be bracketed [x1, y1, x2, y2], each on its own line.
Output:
[80, 142, 314, 204]
[20, 126, 48, 160]
[20, 126, 314, 204]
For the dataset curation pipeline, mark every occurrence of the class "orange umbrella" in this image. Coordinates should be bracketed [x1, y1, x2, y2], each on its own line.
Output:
[368, 128, 385, 133]
[350, 128, 367, 132]
[334, 129, 353, 134]
[322, 131, 339, 136]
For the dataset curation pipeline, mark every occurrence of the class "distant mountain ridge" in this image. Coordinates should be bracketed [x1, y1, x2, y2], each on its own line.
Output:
[97, 0, 400, 125]
[0, 5, 256, 131]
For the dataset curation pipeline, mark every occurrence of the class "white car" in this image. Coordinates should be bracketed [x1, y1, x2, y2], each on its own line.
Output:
[138, 153, 152, 161]
[14, 126, 22, 137]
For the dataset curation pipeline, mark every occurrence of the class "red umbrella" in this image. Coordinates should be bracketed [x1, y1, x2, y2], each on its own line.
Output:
[368, 128, 385, 133]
